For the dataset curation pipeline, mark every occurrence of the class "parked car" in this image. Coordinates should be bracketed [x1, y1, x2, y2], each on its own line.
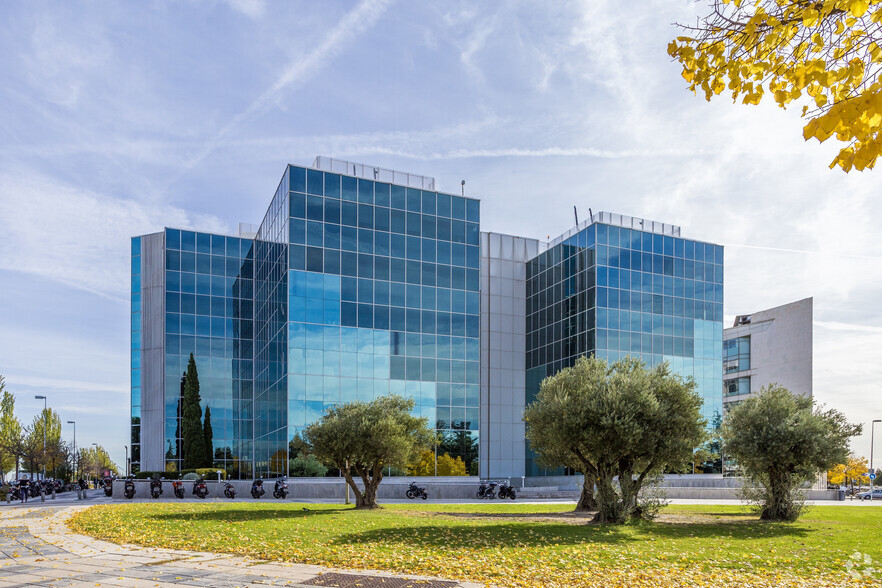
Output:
[856, 489, 882, 500]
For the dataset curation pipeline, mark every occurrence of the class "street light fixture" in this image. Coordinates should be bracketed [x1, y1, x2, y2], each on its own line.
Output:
[871, 419, 881, 502]
[34, 395, 47, 480]
[66, 420, 76, 479]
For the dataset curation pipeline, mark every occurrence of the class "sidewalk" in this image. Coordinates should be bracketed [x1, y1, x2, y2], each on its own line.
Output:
[0, 503, 483, 588]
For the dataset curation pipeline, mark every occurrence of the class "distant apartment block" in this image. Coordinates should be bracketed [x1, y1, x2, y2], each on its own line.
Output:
[723, 298, 813, 411]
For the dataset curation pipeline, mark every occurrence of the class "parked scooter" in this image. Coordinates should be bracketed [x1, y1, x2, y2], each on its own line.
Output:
[192, 477, 208, 499]
[406, 481, 428, 500]
[497, 481, 516, 500]
[273, 477, 288, 499]
[103, 476, 113, 497]
[149, 476, 163, 499]
[124, 477, 136, 500]
[172, 480, 185, 499]
[223, 481, 237, 499]
[476, 481, 498, 499]
[251, 478, 265, 499]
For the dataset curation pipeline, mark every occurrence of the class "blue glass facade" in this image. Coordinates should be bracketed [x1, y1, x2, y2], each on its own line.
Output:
[132, 162, 481, 477]
[130, 237, 142, 466]
[139, 229, 256, 476]
[524, 221, 723, 476]
[278, 165, 482, 477]
[131, 160, 725, 480]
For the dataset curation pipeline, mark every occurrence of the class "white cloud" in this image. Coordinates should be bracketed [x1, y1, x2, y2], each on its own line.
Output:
[166, 0, 395, 188]
[21, 21, 111, 108]
[222, 0, 266, 19]
[0, 168, 229, 299]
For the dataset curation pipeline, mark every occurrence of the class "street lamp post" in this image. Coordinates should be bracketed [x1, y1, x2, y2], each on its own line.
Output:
[92, 443, 99, 485]
[124, 445, 129, 477]
[67, 421, 76, 480]
[34, 395, 47, 480]
[871, 420, 881, 501]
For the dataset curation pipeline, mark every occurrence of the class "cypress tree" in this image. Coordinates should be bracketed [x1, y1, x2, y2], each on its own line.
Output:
[202, 406, 214, 469]
[180, 354, 205, 469]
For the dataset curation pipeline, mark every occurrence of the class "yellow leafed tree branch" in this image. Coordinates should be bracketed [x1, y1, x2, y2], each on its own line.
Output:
[670, 0, 882, 171]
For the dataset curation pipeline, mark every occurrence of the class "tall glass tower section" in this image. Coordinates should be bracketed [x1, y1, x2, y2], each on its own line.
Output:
[525, 213, 723, 476]
[255, 162, 482, 476]
[130, 228, 254, 476]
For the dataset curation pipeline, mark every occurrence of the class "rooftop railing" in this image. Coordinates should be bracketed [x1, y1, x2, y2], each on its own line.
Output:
[312, 156, 435, 191]
[548, 210, 681, 247]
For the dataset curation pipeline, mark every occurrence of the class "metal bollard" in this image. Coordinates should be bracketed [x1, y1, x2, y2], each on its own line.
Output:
[51, 489, 56, 500]
[77, 488, 82, 500]
[40, 489, 45, 502]
[5, 494, 9, 505]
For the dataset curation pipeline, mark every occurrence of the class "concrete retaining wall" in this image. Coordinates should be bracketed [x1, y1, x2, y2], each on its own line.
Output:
[110, 476, 843, 501]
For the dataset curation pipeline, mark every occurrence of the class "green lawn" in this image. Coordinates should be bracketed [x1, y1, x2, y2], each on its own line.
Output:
[68, 503, 880, 587]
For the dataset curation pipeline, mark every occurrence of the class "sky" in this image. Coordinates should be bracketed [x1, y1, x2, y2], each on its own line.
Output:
[1, 0, 881, 471]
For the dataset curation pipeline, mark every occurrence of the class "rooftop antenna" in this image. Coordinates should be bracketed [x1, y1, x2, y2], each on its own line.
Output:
[461, 180, 465, 196]
[573, 206, 579, 226]
[588, 208, 594, 223]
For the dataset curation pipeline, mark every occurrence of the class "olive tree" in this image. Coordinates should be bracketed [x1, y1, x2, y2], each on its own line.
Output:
[723, 385, 861, 521]
[525, 356, 706, 523]
[304, 394, 433, 509]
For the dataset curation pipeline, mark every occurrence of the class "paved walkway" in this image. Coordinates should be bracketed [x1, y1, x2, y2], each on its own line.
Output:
[0, 499, 482, 588]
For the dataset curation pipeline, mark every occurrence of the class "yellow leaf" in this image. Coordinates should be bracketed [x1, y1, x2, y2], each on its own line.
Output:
[850, 0, 870, 18]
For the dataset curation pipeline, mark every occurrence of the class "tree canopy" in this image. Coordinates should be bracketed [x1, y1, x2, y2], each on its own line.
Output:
[180, 354, 209, 469]
[723, 384, 860, 521]
[0, 376, 22, 478]
[827, 453, 870, 486]
[525, 356, 706, 523]
[670, 0, 882, 171]
[304, 394, 433, 509]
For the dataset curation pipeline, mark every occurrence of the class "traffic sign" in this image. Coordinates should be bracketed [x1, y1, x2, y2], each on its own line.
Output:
[870, 473, 877, 480]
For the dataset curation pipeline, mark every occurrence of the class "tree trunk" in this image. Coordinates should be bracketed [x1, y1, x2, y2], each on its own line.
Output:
[761, 471, 798, 521]
[591, 473, 625, 524]
[342, 470, 365, 506]
[574, 474, 597, 511]
[352, 462, 382, 509]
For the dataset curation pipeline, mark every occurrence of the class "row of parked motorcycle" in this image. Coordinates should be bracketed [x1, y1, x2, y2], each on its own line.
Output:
[8, 478, 69, 500]
[106, 477, 516, 501]
[476, 480, 517, 499]
[403, 480, 517, 500]
[114, 476, 289, 500]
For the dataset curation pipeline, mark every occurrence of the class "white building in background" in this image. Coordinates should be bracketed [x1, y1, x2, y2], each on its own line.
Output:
[722, 297, 813, 412]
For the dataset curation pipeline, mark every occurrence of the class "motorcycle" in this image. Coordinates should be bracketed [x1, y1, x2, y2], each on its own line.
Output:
[273, 477, 288, 499]
[10, 484, 21, 501]
[223, 481, 237, 499]
[172, 480, 185, 499]
[149, 477, 163, 499]
[497, 482, 517, 500]
[192, 477, 208, 499]
[476, 481, 498, 499]
[251, 478, 265, 499]
[103, 477, 113, 497]
[124, 477, 136, 500]
[406, 481, 428, 500]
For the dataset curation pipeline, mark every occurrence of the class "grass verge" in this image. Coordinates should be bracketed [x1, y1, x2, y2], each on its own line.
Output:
[68, 502, 880, 587]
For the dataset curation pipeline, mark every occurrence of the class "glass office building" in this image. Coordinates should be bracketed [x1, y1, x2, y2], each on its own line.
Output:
[132, 159, 481, 476]
[133, 159, 723, 478]
[524, 213, 723, 476]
